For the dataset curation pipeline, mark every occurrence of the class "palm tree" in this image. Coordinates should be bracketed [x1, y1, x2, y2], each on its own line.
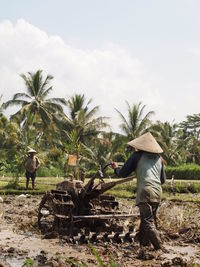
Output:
[116, 101, 155, 140]
[100, 131, 127, 162]
[179, 114, 200, 164]
[4, 70, 67, 126]
[61, 94, 109, 178]
[150, 121, 188, 165]
[180, 114, 200, 140]
[66, 94, 109, 145]
[67, 94, 91, 121]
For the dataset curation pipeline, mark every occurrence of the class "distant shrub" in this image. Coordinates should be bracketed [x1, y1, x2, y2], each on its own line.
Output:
[37, 166, 63, 177]
[46, 148, 62, 161]
[86, 164, 200, 181]
[162, 181, 200, 193]
[166, 164, 200, 180]
[86, 169, 117, 178]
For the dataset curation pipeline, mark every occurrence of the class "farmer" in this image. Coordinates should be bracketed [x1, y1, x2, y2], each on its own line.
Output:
[24, 148, 40, 190]
[111, 132, 166, 250]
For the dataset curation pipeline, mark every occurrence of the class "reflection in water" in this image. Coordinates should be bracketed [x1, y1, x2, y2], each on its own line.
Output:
[0, 256, 25, 267]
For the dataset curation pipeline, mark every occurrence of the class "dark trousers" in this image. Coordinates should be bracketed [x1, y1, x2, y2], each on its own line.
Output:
[138, 202, 161, 249]
[25, 170, 36, 181]
[25, 170, 36, 190]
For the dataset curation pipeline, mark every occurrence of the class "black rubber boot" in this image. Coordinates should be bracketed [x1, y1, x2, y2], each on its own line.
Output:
[147, 230, 161, 250]
[135, 230, 151, 247]
[140, 233, 151, 247]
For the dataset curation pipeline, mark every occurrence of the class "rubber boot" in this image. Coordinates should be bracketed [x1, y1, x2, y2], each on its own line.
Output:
[147, 230, 161, 250]
[135, 230, 151, 247]
[140, 232, 151, 247]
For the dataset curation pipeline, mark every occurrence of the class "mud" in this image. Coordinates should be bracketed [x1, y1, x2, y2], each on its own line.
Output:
[0, 195, 199, 266]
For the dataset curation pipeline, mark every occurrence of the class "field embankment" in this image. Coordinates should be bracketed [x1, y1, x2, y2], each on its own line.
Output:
[0, 176, 200, 203]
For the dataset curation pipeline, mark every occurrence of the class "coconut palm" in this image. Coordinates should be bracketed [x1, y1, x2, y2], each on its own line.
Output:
[180, 114, 200, 140]
[60, 94, 109, 178]
[179, 114, 200, 164]
[67, 94, 91, 121]
[150, 121, 188, 165]
[4, 70, 67, 126]
[66, 94, 109, 145]
[116, 101, 155, 140]
[100, 131, 127, 162]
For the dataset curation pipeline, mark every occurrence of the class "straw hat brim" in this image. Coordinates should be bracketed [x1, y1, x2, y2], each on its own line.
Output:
[127, 132, 163, 154]
[28, 149, 37, 153]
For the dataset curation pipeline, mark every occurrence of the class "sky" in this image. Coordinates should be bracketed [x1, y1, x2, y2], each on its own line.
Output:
[0, 0, 200, 132]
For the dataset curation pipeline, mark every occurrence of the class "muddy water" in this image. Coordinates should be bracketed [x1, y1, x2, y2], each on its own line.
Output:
[0, 195, 199, 266]
[164, 244, 200, 260]
[0, 229, 95, 266]
[3, 257, 24, 267]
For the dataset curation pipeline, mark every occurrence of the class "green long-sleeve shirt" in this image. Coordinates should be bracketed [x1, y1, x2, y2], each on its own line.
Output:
[115, 151, 165, 205]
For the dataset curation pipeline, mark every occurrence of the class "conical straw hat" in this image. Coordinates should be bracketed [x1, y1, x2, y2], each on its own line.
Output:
[28, 148, 37, 153]
[127, 132, 163, 153]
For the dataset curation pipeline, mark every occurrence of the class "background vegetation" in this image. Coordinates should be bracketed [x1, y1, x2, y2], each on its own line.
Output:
[0, 69, 199, 182]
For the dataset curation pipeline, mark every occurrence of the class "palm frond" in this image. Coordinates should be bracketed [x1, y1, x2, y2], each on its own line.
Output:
[40, 74, 53, 95]
[115, 108, 131, 135]
[20, 73, 35, 96]
[38, 106, 52, 125]
[40, 86, 53, 99]
[47, 97, 67, 105]
[4, 99, 29, 108]
[84, 106, 100, 121]
[12, 93, 32, 101]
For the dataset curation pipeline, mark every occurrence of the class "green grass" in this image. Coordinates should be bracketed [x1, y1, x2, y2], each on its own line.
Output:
[106, 179, 200, 202]
[162, 192, 200, 202]
[0, 176, 64, 195]
[0, 177, 200, 202]
[166, 163, 200, 180]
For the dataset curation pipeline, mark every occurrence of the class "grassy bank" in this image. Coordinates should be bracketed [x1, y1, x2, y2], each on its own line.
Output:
[0, 177, 64, 195]
[0, 177, 200, 202]
[107, 180, 200, 202]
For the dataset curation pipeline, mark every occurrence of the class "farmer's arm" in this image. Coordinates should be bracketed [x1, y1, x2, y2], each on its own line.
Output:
[36, 157, 41, 170]
[113, 151, 143, 178]
[23, 157, 27, 168]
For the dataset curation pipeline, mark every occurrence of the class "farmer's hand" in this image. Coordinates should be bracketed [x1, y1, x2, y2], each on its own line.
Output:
[111, 162, 119, 169]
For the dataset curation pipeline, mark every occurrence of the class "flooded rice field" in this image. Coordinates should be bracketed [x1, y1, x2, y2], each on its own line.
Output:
[0, 195, 199, 266]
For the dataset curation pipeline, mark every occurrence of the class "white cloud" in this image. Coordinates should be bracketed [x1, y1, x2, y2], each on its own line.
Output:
[187, 47, 200, 57]
[0, 19, 198, 132]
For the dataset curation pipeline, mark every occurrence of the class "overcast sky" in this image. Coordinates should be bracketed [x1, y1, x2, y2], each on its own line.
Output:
[0, 0, 200, 132]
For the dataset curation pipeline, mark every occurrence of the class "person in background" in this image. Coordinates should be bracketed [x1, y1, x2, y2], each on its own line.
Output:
[111, 132, 166, 250]
[24, 148, 40, 190]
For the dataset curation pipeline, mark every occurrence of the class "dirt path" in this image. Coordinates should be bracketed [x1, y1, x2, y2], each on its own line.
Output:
[0, 195, 199, 266]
